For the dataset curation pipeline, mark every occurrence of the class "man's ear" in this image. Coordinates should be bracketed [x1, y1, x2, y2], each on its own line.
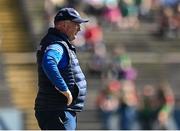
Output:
[55, 21, 65, 29]
[62, 21, 67, 27]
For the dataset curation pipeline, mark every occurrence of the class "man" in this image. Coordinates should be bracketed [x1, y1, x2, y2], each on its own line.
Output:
[34, 8, 88, 130]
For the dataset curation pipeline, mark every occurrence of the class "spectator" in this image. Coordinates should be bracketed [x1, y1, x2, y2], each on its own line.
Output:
[84, 17, 108, 74]
[83, 0, 105, 19]
[102, 0, 122, 29]
[161, 7, 177, 38]
[154, 82, 177, 129]
[118, 80, 138, 129]
[138, 82, 177, 130]
[118, 0, 140, 29]
[84, 17, 103, 51]
[96, 79, 121, 130]
[111, 46, 137, 81]
[152, 0, 180, 38]
[138, 84, 158, 130]
[88, 42, 108, 74]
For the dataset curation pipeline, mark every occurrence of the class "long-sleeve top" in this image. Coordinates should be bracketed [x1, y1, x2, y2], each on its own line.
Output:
[42, 44, 69, 91]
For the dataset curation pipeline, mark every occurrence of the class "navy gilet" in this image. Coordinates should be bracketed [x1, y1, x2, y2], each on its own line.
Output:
[35, 28, 87, 112]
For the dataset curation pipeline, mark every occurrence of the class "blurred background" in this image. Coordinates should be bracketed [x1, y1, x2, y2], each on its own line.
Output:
[0, 0, 179, 130]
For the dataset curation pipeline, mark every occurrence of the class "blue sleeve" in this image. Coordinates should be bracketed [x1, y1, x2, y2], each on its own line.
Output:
[42, 44, 68, 91]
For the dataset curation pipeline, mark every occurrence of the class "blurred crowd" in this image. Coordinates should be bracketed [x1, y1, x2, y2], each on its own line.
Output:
[96, 78, 177, 129]
[94, 44, 177, 130]
[44, 0, 180, 37]
[42, 0, 179, 130]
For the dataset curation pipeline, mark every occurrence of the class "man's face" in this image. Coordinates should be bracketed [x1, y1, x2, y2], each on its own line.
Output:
[65, 21, 81, 41]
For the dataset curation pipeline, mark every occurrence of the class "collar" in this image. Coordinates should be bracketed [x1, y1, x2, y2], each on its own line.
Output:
[48, 28, 76, 52]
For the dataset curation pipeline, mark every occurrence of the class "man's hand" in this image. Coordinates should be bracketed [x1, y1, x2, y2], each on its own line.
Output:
[60, 90, 73, 106]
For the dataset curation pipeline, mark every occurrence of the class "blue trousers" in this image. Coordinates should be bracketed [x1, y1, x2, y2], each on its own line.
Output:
[35, 110, 77, 130]
[119, 105, 136, 130]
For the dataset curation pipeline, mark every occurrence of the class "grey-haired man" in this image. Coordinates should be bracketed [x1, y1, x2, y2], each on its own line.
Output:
[34, 8, 88, 130]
